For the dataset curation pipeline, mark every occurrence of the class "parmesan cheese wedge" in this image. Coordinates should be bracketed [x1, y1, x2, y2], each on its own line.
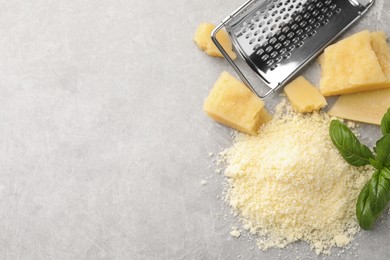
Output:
[284, 76, 327, 113]
[193, 23, 237, 60]
[203, 71, 271, 135]
[319, 31, 390, 96]
[328, 88, 390, 125]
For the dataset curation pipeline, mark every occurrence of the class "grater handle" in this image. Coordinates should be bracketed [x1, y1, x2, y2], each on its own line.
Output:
[211, 23, 275, 99]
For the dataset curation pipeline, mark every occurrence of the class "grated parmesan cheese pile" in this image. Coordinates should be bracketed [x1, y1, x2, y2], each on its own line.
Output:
[219, 100, 373, 255]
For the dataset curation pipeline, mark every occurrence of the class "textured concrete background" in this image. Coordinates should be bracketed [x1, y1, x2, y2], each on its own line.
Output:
[0, 0, 389, 259]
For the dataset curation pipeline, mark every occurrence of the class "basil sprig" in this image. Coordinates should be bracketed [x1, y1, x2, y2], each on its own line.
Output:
[329, 108, 390, 230]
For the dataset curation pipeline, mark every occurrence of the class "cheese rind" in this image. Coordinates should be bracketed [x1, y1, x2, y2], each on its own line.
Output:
[328, 88, 390, 125]
[284, 76, 327, 112]
[193, 23, 237, 60]
[319, 31, 389, 96]
[203, 71, 271, 135]
[370, 31, 390, 78]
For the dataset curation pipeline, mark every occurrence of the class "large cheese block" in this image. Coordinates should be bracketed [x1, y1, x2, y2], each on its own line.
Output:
[328, 88, 390, 125]
[319, 31, 390, 96]
[284, 76, 327, 112]
[193, 23, 237, 60]
[203, 71, 271, 135]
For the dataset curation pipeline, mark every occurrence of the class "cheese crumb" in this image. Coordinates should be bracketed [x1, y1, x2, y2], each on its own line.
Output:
[230, 227, 241, 238]
[220, 100, 371, 255]
[200, 180, 207, 186]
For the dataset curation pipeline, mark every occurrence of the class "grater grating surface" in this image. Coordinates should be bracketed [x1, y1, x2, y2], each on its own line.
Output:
[212, 0, 375, 98]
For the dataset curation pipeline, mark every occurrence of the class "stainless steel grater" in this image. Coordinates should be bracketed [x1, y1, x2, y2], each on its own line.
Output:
[212, 0, 375, 98]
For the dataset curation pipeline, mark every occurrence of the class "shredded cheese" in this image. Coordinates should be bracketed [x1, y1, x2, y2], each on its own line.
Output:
[220, 100, 372, 255]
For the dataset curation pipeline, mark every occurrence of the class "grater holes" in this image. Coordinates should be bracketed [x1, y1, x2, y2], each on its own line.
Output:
[258, 35, 265, 42]
[294, 15, 303, 22]
[308, 30, 317, 37]
[257, 48, 265, 56]
[266, 46, 273, 52]
[278, 34, 286, 41]
[304, 25, 313, 32]
[270, 51, 278, 58]
[282, 26, 290, 33]
[321, 19, 330, 25]
[261, 54, 270, 61]
[235, 0, 341, 70]
[258, 21, 265, 28]
[266, 59, 274, 66]
[269, 37, 277, 44]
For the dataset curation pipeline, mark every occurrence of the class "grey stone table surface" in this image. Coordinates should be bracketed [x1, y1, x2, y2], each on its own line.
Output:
[0, 0, 390, 259]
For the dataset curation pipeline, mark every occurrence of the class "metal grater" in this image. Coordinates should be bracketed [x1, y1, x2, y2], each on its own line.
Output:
[212, 0, 375, 98]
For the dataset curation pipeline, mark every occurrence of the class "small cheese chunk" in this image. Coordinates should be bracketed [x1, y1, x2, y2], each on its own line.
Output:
[203, 71, 271, 135]
[319, 31, 389, 96]
[193, 23, 237, 60]
[284, 76, 327, 112]
[328, 88, 390, 125]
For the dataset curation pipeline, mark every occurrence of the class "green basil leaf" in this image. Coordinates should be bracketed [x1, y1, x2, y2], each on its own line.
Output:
[381, 108, 390, 135]
[376, 134, 390, 167]
[356, 171, 390, 230]
[329, 120, 374, 166]
[369, 158, 383, 170]
[356, 181, 376, 230]
[381, 167, 390, 180]
[368, 171, 390, 216]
